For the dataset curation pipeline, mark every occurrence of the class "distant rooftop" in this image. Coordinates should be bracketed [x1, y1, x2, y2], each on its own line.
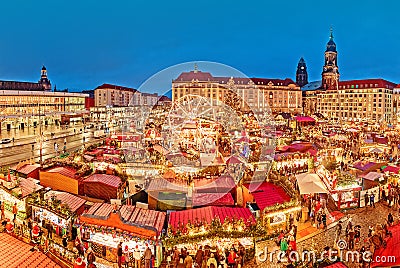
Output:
[173, 70, 297, 87]
[95, 83, 137, 92]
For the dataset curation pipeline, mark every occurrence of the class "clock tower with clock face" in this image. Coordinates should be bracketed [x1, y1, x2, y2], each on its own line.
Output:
[296, 57, 308, 87]
[322, 28, 339, 90]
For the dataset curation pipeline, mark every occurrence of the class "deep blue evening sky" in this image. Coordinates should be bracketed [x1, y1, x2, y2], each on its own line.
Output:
[0, 0, 399, 93]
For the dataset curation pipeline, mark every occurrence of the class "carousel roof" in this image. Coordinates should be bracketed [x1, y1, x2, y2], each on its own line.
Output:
[168, 206, 255, 229]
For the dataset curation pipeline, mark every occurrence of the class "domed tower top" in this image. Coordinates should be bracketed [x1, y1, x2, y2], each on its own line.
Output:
[39, 65, 51, 91]
[326, 27, 336, 52]
[296, 57, 308, 87]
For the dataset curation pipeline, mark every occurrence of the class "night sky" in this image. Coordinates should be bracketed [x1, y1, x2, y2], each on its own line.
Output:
[0, 0, 399, 94]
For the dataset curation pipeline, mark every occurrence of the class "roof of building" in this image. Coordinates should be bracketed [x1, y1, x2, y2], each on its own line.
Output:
[19, 178, 43, 198]
[168, 206, 255, 229]
[45, 166, 77, 179]
[192, 193, 235, 207]
[243, 182, 291, 211]
[83, 174, 122, 188]
[11, 163, 40, 175]
[337, 79, 397, 89]
[0, 233, 62, 268]
[45, 190, 86, 213]
[301, 81, 323, 91]
[0, 80, 46, 91]
[173, 70, 297, 87]
[84, 203, 166, 235]
[158, 95, 172, 102]
[95, 83, 137, 92]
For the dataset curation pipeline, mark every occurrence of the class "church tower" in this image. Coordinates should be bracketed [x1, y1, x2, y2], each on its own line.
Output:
[39, 65, 51, 91]
[322, 28, 339, 90]
[296, 57, 308, 87]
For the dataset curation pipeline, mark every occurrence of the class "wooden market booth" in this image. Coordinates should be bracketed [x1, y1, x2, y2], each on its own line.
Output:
[79, 203, 166, 265]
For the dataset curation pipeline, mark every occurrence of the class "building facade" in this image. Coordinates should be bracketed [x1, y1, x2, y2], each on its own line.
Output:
[316, 79, 396, 122]
[172, 70, 302, 114]
[94, 83, 141, 107]
[0, 67, 87, 130]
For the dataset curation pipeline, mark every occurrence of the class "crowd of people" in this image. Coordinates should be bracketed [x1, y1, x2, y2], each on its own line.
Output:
[165, 243, 246, 268]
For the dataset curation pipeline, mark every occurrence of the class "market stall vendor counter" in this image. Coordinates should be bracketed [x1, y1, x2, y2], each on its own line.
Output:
[317, 166, 362, 210]
[79, 203, 165, 264]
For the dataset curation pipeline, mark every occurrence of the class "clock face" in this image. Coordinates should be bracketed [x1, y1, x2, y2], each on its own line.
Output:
[301, 67, 304, 70]
[323, 67, 327, 71]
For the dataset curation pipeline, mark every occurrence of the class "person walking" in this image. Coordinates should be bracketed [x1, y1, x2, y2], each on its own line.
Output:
[370, 193, 375, 208]
[12, 202, 18, 222]
[336, 220, 342, 240]
[133, 245, 141, 268]
[117, 242, 123, 268]
[348, 226, 355, 250]
[195, 245, 204, 268]
[87, 247, 96, 266]
[322, 212, 327, 229]
[364, 192, 369, 208]
[0, 201, 4, 220]
[144, 245, 152, 268]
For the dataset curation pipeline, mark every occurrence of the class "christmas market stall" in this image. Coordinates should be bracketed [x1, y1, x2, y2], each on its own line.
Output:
[166, 206, 256, 260]
[10, 161, 40, 180]
[316, 165, 362, 210]
[241, 182, 300, 233]
[30, 190, 86, 237]
[0, 175, 43, 220]
[79, 203, 166, 266]
[82, 174, 124, 202]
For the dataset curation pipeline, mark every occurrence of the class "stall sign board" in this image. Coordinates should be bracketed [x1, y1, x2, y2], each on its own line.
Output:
[270, 213, 286, 225]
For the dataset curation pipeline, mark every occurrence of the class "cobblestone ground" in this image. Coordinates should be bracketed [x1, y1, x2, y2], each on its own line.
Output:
[244, 201, 398, 268]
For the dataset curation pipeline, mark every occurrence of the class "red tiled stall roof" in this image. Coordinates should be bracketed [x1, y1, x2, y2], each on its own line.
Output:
[46, 191, 86, 213]
[192, 193, 234, 207]
[11, 164, 40, 175]
[295, 116, 316, 122]
[146, 178, 188, 193]
[83, 203, 166, 235]
[0, 233, 62, 267]
[168, 206, 255, 229]
[19, 178, 43, 198]
[46, 166, 77, 179]
[194, 175, 236, 192]
[84, 174, 122, 188]
[244, 182, 291, 211]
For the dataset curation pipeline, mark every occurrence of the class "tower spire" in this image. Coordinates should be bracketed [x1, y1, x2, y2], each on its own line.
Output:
[194, 63, 198, 73]
[330, 26, 334, 40]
